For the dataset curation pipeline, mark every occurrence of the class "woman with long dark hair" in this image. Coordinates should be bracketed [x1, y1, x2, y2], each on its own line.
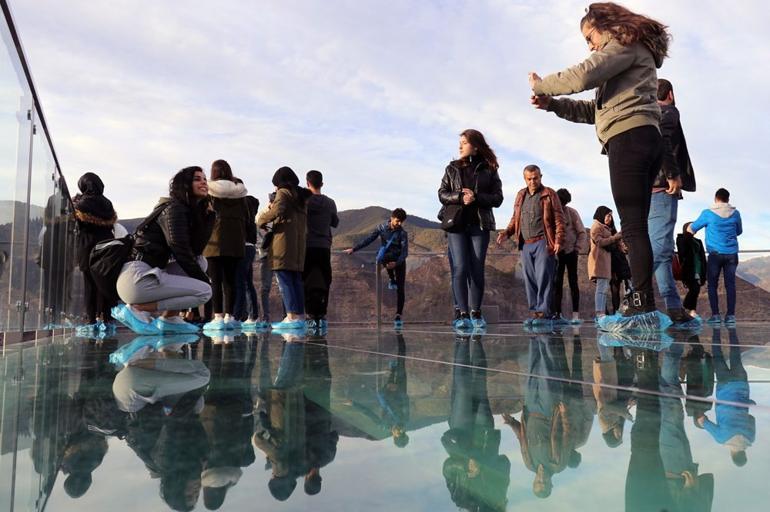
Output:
[438, 129, 503, 330]
[202, 159, 249, 330]
[113, 166, 215, 334]
[256, 167, 312, 330]
[529, 2, 672, 330]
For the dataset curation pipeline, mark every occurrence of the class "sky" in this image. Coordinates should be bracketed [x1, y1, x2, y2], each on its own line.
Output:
[8, 0, 770, 252]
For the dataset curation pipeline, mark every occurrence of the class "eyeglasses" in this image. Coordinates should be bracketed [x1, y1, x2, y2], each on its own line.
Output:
[584, 27, 596, 46]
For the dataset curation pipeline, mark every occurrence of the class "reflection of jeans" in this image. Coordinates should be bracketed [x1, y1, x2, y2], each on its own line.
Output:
[258, 258, 273, 321]
[595, 278, 610, 313]
[447, 225, 489, 313]
[275, 270, 304, 314]
[522, 239, 556, 314]
[449, 338, 492, 431]
[707, 253, 738, 316]
[233, 245, 258, 320]
[274, 342, 305, 388]
[649, 192, 682, 310]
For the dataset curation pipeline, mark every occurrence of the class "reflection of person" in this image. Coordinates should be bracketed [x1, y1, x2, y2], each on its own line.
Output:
[696, 328, 755, 466]
[378, 334, 410, 447]
[252, 338, 306, 501]
[503, 334, 573, 498]
[199, 340, 257, 509]
[659, 341, 714, 510]
[443, 334, 510, 511]
[114, 348, 211, 512]
[592, 339, 635, 448]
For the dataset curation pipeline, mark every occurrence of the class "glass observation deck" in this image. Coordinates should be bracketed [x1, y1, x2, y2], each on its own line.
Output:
[1, 324, 769, 511]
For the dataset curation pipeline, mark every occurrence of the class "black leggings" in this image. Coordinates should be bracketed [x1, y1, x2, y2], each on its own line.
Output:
[205, 255, 239, 316]
[385, 262, 406, 316]
[82, 267, 114, 324]
[607, 125, 663, 297]
[682, 279, 701, 311]
[553, 250, 579, 314]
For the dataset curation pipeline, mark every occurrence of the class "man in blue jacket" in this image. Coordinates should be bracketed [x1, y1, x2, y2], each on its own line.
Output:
[345, 209, 409, 328]
[688, 188, 742, 325]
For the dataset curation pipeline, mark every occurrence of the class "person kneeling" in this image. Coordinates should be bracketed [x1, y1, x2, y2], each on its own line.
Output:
[113, 166, 215, 334]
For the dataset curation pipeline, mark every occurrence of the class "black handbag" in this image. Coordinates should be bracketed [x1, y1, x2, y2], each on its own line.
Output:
[440, 204, 463, 232]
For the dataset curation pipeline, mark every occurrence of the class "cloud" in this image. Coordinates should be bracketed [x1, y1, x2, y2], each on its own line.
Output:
[9, 0, 770, 249]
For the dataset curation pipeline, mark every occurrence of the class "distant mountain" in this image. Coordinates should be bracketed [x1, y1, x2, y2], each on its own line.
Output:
[0, 200, 46, 226]
[737, 255, 770, 292]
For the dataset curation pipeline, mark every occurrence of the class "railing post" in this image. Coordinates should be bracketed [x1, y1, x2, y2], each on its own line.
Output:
[375, 262, 382, 329]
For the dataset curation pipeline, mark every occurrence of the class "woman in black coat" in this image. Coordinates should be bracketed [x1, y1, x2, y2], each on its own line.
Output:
[73, 172, 117, 325]
[438, 129, 503, 329]
[676, 222, 707, 316]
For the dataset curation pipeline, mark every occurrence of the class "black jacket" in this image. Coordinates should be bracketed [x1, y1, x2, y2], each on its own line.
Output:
[73, 195, 117, 271]
[676, 233, 707, 284]
[654, 104, 695, 192]
[438, 159, 503, 231]
[132, 198, 215, 283]
[244, 196, 259, 245]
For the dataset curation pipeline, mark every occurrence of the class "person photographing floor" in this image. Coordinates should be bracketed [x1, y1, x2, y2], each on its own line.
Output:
[344, 209, 409, 329]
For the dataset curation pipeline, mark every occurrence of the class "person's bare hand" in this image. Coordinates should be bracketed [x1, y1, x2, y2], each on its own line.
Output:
[528, 72, 542, 90]
[553, 243, 561, 255]
[530, 95, 551, 110]
[462, 189, 475, 205]
[695, 414, 706, 428]
[343, 248, 354, 255]
[496, 232, 508, 246]
[666, 176, 682, 195]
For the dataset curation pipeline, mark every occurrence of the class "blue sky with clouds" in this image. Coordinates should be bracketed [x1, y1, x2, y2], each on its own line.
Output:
[9, 0, 770, 251]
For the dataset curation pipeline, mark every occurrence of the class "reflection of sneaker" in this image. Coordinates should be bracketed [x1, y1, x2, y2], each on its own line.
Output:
[388, 279, 398, 290]
[154, 316, 200, 334]
[98, 321, 118, 335]
[453, 314, 472, 331]
[668, 313, 703, 331]
[76, 324, 99, 336]
[109, 336, 158, 366]
[597, 311, 673, 333]
[202, 317, 226, 331]
[724, 315, 737, 326]
[471, 311, 486, 329]
[706, 315, 722, 326]
[319, 318, 328, 329]
[224, 314, 241, 330]
[394, 316, 404, 330]
[111, 304, 160, 335]
[271, 319, 306, 330]
[598, 331, 674, 352]
[306, 318, 319, 329]
[154, 334, 200, 352]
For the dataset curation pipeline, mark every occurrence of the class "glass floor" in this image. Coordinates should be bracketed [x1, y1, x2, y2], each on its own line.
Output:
[1, 323, 769, 511]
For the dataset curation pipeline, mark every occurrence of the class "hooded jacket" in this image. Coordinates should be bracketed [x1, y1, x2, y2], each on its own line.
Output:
[132, 197, 215, 283]
[533, 35, 663, 148]
[203, 180, 249, 258]
[438, 158, 503, 231]
[690, 203, 742, 254]
[73, 173, 117, 270]
[352, 221, 409, 265]
[256, 187, 307, 272]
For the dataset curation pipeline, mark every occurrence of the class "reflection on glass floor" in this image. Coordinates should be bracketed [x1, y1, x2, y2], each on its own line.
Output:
[1, 324, 769, 511]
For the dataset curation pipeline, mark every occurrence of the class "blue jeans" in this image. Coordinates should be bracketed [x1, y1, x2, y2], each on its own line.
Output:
[707, 253, 738, 316]
[521, 239, 556, 315]
[648, 191, 682, 310]
[447, 225, 489, 313]
[275, 270, 305, 315]
[233, 245, 258, 320]
[594, 278, 610, 313]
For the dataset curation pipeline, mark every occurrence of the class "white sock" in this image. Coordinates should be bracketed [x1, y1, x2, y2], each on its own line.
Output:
[128, 305, 152, 323]
[161, 316, 185, 324]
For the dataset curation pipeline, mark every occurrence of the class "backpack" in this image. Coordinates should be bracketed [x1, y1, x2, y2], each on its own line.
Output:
[89, 204, 169, 303]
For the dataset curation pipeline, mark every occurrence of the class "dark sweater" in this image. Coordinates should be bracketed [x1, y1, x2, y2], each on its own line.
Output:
[306, 194, 339, 249]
